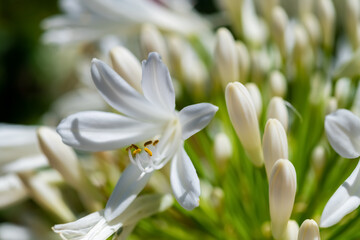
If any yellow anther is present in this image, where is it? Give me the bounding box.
[153,140,159,146]
[144,147,153,156]
[132,149,142,155]
[144,140,152,146]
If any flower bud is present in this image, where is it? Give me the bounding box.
[267,97,288,131]
[235,41,250,83]
[269,70,287,98]
[293,25,311,66]
[37,127,103,210]
[226,82,263,167]
[283,220,299,240]
[263,119,288,179]
[18,171,76,222]
[334,78,351,108]
[214,28,239,87]
[245,83,263,119]
[302,14,321,49]
[110,46,142,93]
[181,44,208,99]
[318,0,336,50]
[214,132,232,165]
[325,97,338,115]
[269,159,297,239]
[261,0,279,24]
[345,0,360,50]
[311,145,326,177]
[140,24,168,64]
[334,48,360,79]
[298,219,320,240]
[0,174,27,209]
[271,6,288,59]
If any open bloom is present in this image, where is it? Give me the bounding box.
[321,109,360,227]
[57,52,218,221]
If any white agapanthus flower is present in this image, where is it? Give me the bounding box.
[42,0,210,45]
[321,109,360,227]
[57,52,218,222]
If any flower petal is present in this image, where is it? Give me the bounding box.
[320,160,360,228]
[141,52,175,112]
[53,210,123,240]
[57,111,162,151]
[91,59,167,121]
[170,147,200,210]
[179,103,218,140]
[325,109,360,158]
[104,164,152,222]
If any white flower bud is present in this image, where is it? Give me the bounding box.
[225,82,264,167]
[311,145,326,177]
[245,83,263,119]
[214,132,232,165]
[235,41,250,83]
[167,36,184,74]
[334,78,351,108]
[0,174,27,209]
[267,97,288,131]
[269,70,287,98]
[283,220,299,240]
[261,0,279,23]
[318,0,336,50]
[325,97,338,115]
[214,28,239,87]
[345,0,360,50]
[181,44,208,99]
[334,48,360,79]
[293,24,311,66]
[302,14,321,49]
[110,46,142,93]
[140,24,168,64]
[271,6,288,59]
[37,127,103,210]
[251,49,271,84]
[18,171,76,222]
[269,159,297,239]
[263,119,288,179]
[298,219,320,240]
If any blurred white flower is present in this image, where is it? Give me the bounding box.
[321,109,360,227]
[57,52,218,221]
[42,0,210,45]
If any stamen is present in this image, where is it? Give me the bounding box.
[144,140,152,146]
[132,144,139,149]
[132,149,141,155]
[153,140,159,146]
[125,146,132,151]
[144,147,153,156]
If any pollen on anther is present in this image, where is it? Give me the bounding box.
[132,149,142,155]
[153,140,159,146]
[131,144,139,149]
[144,147,153,156]
[144,140,152,146]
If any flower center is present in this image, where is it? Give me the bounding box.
[126,140,161,173]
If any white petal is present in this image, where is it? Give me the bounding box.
[57,111,162,151]
[170,147,200,210]
[1,155,48,174]
[0,174,27,209]
[179,103,218,140]
[91,59,167,121]
[0,124,41,164]
[104,164,152,222]
[141,52,175,112]
[325,109,360,158]
[320,160,360,228]
[53,210,123,240]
